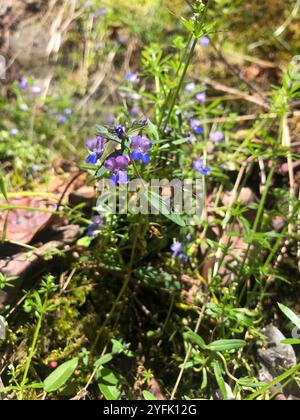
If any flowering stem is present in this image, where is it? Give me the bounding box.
[162,37,198,133]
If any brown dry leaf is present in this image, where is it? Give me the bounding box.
[0,196,56,243]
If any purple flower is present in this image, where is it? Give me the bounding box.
[104,155,129,185]
[64,108,72,115]
[19,104,29,111]
[87,215,102,236]
[57,114,67,123]
[195,92,206,103]
[31,85,42,94]
[30,165,39,172]
[107,114,116,124]
[131,106,139,117]
[18,77,27,89]
[186,82,196,93]
[193,159,211,176]
[200,36,210,47]
[131,135,152,164]
[114,125,126,139]
[128,93,142,101]
[125,73,140,84]
[91,7,106,18]
[210,130,224,143]
[171,242,188,261]
[86,136,105,164]
[171,241,183,258]
[189,119,203,135]
[11,128,19,136]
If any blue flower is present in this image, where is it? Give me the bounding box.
[104,155,130,185]
[193,159,211,176]
[130,135,152,164]
[171,241,183,257]
[31,86,42,94]
[11,128,19,136]
[210,130,224,143]
[18,77,27,89]
[171,241,188,261]
[87,215,102,236]
[19,104,29,111]
[195,92,206,103]
[186,82,196,93]
[200,36,210,47]
[85,136,105,164]
[189,119,203,135]
[57,114,67,123]
[125,73,140,84]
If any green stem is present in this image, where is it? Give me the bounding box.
[238,163,275,304]
[20,312,44,400]
[162,37,198,133]
[91,220,140,353]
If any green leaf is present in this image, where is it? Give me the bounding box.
[43,358,78,393]
[281,339,300,345]
[207,339,246,352]
[76,236,93,248]
[213,361,227,400]
[247,363,300,400]
[278,303,300,330]
[0,175,8,201]
[145,190,186,227]
[143,391,157,400]
[99,384,121,400]
[180,17,194,33]
[94,354,113,368]
[147,120,159,141]
[184,329,206,350]
[96,125,122,143]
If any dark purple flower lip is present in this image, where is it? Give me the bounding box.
[114,125,126,139]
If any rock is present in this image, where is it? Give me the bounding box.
[258,324,299,399]
[10,19,50,67]
[0,224,80,307]
[69,186,96,208]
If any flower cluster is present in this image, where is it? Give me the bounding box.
[85,122,152,185]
